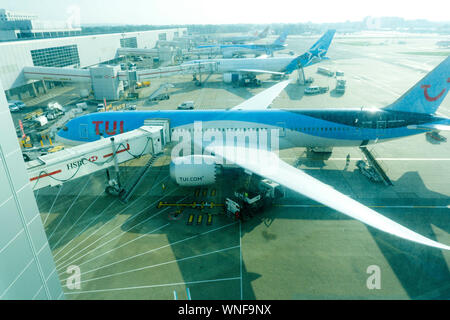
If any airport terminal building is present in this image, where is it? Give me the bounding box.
[0,26,186,299]
[0,28,187,100]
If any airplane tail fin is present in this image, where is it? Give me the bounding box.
[306,29,336,61]
[284,29,336,74]
[258,26,270,39]
[273,31,288,46]
[384,56,450,114]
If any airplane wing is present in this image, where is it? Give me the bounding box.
[231,80,290,110]
[206,145,450,251]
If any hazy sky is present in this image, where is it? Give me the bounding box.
[2,0,449,25]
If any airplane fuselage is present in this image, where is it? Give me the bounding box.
[197,44,285,57]
[57,109,446,149]
[186,57,294,74]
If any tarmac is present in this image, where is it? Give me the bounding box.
[33,31,450,299]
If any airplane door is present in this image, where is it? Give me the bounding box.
[79,124,89,140]
[376,120,387,136]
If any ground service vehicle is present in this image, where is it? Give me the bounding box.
[177,101,195,110]
[304,86,329,94]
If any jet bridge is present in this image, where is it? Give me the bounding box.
[23,63,218,84]
[26,119,171,191]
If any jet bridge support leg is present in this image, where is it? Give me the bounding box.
[297,66,306,85]
[105,137,125,197]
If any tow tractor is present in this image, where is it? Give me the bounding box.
[225,178,282,221]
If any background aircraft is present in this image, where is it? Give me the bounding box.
[57,56,450,251]
[216,26,270,44]
[196,31,288,58]
[185,29,335,83]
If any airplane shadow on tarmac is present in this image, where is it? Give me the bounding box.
[116,162,449,299]
[39,160,449,299]
[284,83,305,101]
[241,169,450,299]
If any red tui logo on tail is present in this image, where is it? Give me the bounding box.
[421,78,450,102]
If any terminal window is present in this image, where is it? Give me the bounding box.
[158,33,167,40]
[31,45,80,68]
[120,37,138,48]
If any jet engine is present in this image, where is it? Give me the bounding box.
[169,155,219,186]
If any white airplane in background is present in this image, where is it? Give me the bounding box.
[216,26,270,44]
[184,30,335,83]
[196,31,288,58]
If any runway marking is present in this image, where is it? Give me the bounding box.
[275,204,450,209]
[58,223,170,277]
[59,222,238,280]
[53,198,118,263]
[47,176,91,243]
[56,187,180,272]
[60,245,240,286]
[51,191,105,250]
[52,168,167,262]
[64,277,241,295]
[55,206,170,272]
[57,196,186,272]
[53,175,169,265]
[42,184,63,226]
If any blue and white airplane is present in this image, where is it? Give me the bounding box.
[187,30,335,83]
[217,26,270,44]
[196,31,289,58]
[57,56,450,251]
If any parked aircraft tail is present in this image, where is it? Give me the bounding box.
[272,31,288,46]
[257,26,270,39]
[384,56,450,114]
[284,29,336,74]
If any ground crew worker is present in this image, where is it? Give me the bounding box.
[345,153,350,170]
